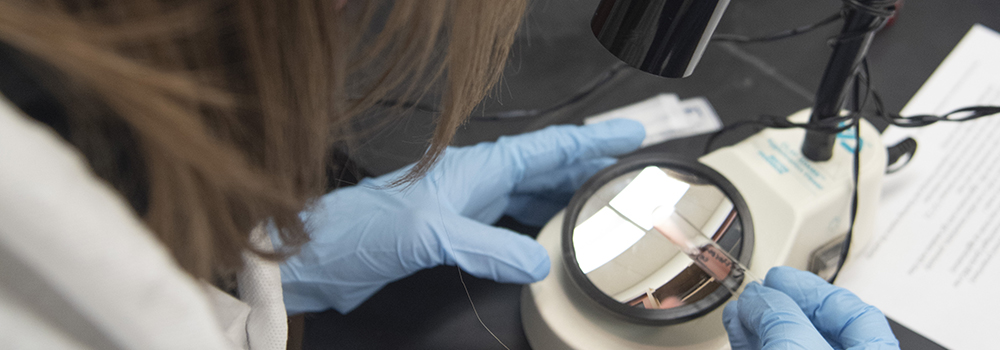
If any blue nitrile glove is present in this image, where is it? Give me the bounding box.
[279,119,645,314]
[723,266,900,350]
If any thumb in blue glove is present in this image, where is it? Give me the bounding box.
[723,266,900,350]
[278,119,645,314]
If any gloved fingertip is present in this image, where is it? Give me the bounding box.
[764,266,826,291]
[560,157,618,191]
[596,118,646,136]
[723,300,758,350]
[492,249,549,284]
[588,156,618,169]
[585,119,646,153]
[765,266,804,281]
[723,300,739,322]
[527,252,551,282]
[735,282,786,310]
[742,281,763,295]
[454,226,552,284]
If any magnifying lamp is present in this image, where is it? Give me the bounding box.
[522,110,886,349]
[521,0,896,347]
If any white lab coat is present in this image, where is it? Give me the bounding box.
[0,96,288,349]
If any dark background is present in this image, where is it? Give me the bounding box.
[305,0,1000,348]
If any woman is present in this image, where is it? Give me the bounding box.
[0,0,897,349]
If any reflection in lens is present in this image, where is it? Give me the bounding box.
[571,166,739,310]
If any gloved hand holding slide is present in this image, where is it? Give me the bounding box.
[723,266,900,350]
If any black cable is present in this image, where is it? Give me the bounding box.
[675,0,994,283]
[827,111,862,283]
[884,105,1000,127]
[857,59,1000,130]
[711,0,897,45]
[375,1,895,124]
[471,62,628,121]
[817,0,897,50]
[712,12,844,43]
[844,0,897,18]
[885,137,917,173]
[705,0,895,281]
[815,54,1000,282]
[374,62,628,122]
[824,58,879,283]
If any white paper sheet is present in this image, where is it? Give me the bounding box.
[834,24,1000,350]
[584,94,722,147]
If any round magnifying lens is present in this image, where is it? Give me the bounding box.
[562,154,753,324]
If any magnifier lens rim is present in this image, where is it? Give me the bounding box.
[561,154,754,325]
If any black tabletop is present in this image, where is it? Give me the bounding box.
[304,0,999,348]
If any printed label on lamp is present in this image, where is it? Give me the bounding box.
[753,137,829,193]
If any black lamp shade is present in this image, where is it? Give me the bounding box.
[592,0,730,78]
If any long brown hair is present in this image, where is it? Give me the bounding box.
[0,0,526,279]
